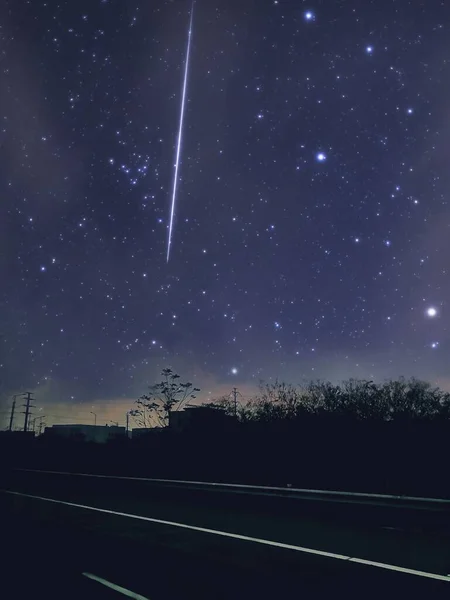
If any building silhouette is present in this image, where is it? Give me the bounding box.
[44,424,125,443]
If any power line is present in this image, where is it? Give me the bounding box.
[41,415,79,420]
[38,413,103,421]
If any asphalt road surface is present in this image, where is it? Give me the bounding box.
[1,468,450,599]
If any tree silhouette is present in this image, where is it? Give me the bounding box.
[133,368,200,428]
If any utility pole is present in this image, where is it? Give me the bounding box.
[22,392,35,433]
[38,419,46,436]
[8,395,16,432]
[232,387,238,418]
[126,411,130,436]
[34,415,45,436]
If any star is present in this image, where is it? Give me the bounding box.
[304,11,315,21]
[366,46,374,54]
[426,307,438,318]
[231,367,238,375]
[316,152,326,162]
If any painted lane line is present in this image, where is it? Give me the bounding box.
[83,572,150,600]
[16,468,450,505]
[2,489,450,583]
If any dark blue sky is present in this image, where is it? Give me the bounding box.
[1,0,450,425]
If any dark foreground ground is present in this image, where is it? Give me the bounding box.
[1,468,450,599]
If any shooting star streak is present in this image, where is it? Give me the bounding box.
[166,3,194,263]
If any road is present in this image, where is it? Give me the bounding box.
[1,468,450,599]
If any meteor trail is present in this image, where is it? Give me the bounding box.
[166,3,194,263]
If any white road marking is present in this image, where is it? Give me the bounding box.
[83,572,150,600]
[16,468,450,505]
[2,488,450,583]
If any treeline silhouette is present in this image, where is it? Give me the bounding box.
[6,377,450,497]
[211,377,450,423]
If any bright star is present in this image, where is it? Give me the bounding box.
[407,108,413,114]
[304,11,314,21]
[426,307,438,318]
[366,46,373,54]
[431,342,439,349]
[316,152,326,162]
[231,367,238,375]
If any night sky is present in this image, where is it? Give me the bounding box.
[2,0,450,426]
